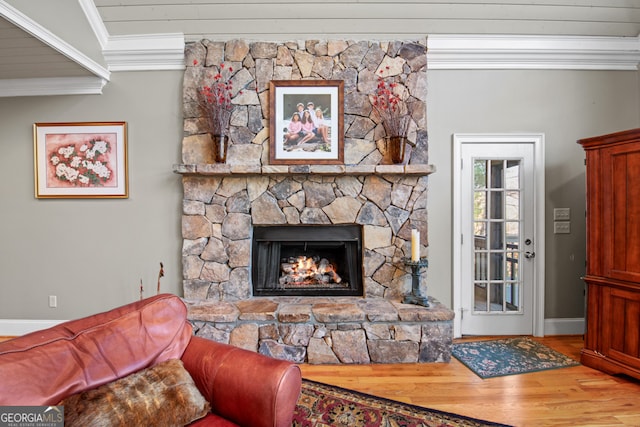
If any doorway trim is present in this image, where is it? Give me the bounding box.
[452,133,545,338]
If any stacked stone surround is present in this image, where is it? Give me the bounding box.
[178,169,434,301]
[176,38,454,364]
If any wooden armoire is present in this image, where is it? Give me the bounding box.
[578,128,640,380]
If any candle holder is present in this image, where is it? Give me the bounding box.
[402,257,429,307]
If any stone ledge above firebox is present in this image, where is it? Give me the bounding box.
[173,163,436,176]
[185,296,454,364]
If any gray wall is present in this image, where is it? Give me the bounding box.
[0,71,184,319]
[1,62,638,323]
[427,69,640,318]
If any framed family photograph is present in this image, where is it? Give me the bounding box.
[269,80,344,165]
[34,122,128,199]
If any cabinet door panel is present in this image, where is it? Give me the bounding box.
[604,146,640,282]
[603,287,640,367]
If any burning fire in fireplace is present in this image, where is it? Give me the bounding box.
[279,255,344,288]
[252,225,362,296]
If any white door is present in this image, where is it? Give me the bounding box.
[453,134,545,337]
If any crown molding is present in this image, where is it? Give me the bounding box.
[0,77,107,97]
[80,0,184,72]
[97,33,639,72]
[95,33,639,73]
[78,0,109,49]
[427,34,640,70]
[102,33,186,71]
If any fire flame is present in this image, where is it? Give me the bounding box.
[297,256,314,272]
[280,255,342,286]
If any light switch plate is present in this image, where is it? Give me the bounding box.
[554,221,571,234]
[554,208,571,220]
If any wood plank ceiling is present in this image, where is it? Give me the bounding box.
[0,18,94,80]
[92,0,640,40]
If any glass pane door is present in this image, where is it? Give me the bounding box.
[473,159,522,313]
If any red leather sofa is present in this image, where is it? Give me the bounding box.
[0,294,302,427]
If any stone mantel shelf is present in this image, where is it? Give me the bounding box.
[173,163,436,176]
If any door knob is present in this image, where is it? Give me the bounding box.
[525,251,536,259]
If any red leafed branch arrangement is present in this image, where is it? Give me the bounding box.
[196,61,235,138]
[370,70,411,139]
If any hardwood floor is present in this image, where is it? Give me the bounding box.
[300,336,640,427]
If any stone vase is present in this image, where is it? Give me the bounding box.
[212,134,228,163]
[386,136,407,164]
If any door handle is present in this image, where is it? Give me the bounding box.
[525,251,536,259]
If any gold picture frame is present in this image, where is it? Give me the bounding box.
[34,122,128,198]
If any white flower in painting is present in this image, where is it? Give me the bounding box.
[50,156,60,166]
[79,175,89,185]
[93,140,108,154]
[97,162,110,178]
[55,163,66,178]
[70,156,82,168]
[87,161,111,179]
[55,163,79,182]
[58,146,74,158]
[65,167,79,182]
[85,149,95,160]
[80,144,88,152]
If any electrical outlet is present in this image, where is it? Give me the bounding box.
[554,208,571,221]
[554,221,571,234]
[48,295,57,308]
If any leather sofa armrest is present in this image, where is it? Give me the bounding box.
[181,336,302,427]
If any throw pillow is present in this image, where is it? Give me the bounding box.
[59,359,210,427]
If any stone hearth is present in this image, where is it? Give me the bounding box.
[186,297,453,364]
[176,38,455,364]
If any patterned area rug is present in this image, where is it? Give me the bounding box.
[293,379,511,427]
[452,336,580,379]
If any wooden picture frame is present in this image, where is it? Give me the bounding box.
[34,122,128,198]
[269,80,344,165]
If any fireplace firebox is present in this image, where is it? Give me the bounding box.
[251,225,363,297]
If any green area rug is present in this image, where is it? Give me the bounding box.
[452,336,580,379]
[294,379,511,427]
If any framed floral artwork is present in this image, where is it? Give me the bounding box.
[33,122,128,198]
[269,80,344,165]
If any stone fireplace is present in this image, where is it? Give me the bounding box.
[175,38,454,364]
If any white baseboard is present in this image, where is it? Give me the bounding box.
[544,317,585,336]
[0,319,67,336]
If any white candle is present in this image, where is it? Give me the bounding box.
[411,229,420,262]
